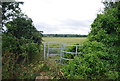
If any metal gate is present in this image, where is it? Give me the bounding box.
[44,42,81,64]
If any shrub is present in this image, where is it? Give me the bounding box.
[62,41,119,79]
[20,42,39,63]
[63,44,80,60]
[62,2,120,80]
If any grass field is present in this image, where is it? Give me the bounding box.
[43,37,87,44]
[42,37,87,61]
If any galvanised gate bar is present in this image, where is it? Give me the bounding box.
[44,42,81,64]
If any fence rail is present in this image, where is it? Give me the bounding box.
[62,51,76,54]
[44,42,81,64]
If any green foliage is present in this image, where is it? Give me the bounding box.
[63,44,80,60]
[41,60,64,79]
[62,41,119,79]
[5,17,42,44]
[2,34,42,79]
[2,2,24,25]
[62,1,120,80]
[20,42,39,62]
[88,2,120,47]
[2,53,43,79]
[2,52,17,79]
[88,1,120,73]
[14,61,43,79]
[2,2,43,79]
[2,34,19,53]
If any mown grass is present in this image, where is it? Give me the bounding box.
[43,37,87,44]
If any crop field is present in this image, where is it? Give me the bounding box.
[43,37,87,44]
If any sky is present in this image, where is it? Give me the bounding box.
[18,0,105,35]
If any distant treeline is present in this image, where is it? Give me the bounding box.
[43,34,87,37]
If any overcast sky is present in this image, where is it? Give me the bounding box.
[18,0,104,35]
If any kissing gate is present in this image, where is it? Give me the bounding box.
[44,42,81,64]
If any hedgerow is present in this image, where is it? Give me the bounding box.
[62,1,120,80]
